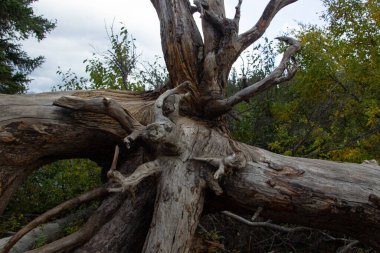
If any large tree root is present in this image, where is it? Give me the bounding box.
[24,189,125,253]
[0,187,108,253]
[142,159,206,253]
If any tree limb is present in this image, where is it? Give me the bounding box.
[150,0,204,85]
[107,160,161,194]
[237,0,298,52]
[0,187,108,253]
[206,37,300,116]
[53,96,143,133]
[233,0,243,25]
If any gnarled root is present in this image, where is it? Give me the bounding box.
[107,161,161,194]
[0,188,108,253]
[193,152,246,180]
[122,81,192,152]
[107,146,161,195]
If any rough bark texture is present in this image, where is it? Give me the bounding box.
[1,91,380,251]
[1,0,380,252]
[0,91,155,214]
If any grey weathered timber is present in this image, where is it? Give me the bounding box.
[1,91,380,251]
[1,0,380,252]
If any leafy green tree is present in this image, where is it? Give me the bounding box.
[0,0,55,94]
[232,0,380,163]
[84,24,143,91]
[55,25,168,92]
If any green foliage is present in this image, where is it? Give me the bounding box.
[0,0,55,94]
[63,217,87,235]
[231,0,380,163]
[33,233,48,249]
[55,24,154,92]
[1,159,101,234]
[52,67,90,91]
[200,229,224,242]
[84,24,143,91]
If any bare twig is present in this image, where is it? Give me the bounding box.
[110,145,119,170]
[233,0,243,24]
[0,187,108,253]
[336,240,360,253]
[222,211,361,252]
[251,207,263,221]
[222,211,311,233]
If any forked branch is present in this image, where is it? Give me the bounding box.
[206,36,300,116]
[237,0,298,52]
[108,161,161,194]
[107,146,161,194]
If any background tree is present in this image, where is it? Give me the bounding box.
[84,24,142,91]
[1,1,380,253]
[0,0,55,94]
[232,0,380,162]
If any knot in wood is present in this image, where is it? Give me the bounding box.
[146,122,173,143]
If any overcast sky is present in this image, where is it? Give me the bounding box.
[24,0,325,93]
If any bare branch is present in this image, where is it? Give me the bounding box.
[206,37,300,116]
[110,145,119,170]
[238,0,297,52]
[337,240,360,253]
[24,207,118,253]
[223,211,361,252]
[54,96,143,133]
[202,10,225,33]
[107,160,161,194]
[0,187,108,253]
[233,0,243,24]
[251,206,263,221]
[222,211,311,233]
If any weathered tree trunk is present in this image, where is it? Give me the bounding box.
[1,91,380,251]
[1,0,380,252]
[0,91,154,214]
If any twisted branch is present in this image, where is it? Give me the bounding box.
[206,36,300,116]
[237,0,298,52]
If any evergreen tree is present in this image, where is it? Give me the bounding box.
[0,0,55,94]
